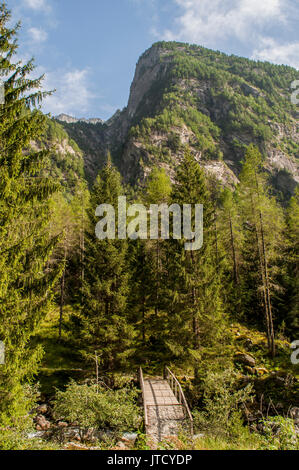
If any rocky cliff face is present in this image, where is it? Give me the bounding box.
[58,42,299,199]
[126,46,172,119]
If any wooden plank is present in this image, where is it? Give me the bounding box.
[143,378,185,442]
[140,368,193,442]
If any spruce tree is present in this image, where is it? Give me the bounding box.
[127,239,153,363]
[144,168,172,353]
[0,4,61,423]
[283,186,299,336]
[169,150,227,377]
[81,157,134,375]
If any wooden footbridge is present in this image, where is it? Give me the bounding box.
[138,367,193,442]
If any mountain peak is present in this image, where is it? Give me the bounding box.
[55,114,104,125]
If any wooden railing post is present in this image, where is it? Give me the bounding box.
[165,366,194,437]
[138,367,149,435]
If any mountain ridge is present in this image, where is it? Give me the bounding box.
[55,41,299,199]
[55,113,104,125]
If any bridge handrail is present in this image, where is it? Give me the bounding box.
[138,367,148,430]
[164,366,194,436]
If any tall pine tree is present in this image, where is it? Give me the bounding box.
[81,157,135,376]
[283,186,299,336]
[237,145,285,356]
[218,187,244,317]
[168,150,227,377]
[0,4,61,424]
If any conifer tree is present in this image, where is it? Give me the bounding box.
[237,145,285,356]
[218,187,244,316]
[283,186,299,336]
[81,157,134,374]
[127,239,153,362]
[127,168,172,363]
[144,168,172,334]
[48,182,89,340]
[169,150,227,377]
[219,188,241,283]
[0,4,61,423]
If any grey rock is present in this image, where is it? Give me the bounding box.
[122,432,138,442]
[234,352,256,367]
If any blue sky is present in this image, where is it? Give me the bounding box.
[7,0,299,120]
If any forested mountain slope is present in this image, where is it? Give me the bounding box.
[58,41,298,200]
[33,117,86,193]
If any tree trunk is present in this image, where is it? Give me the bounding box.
[142,297,146,344]
[214,211,219,270]
[250,193,272,355]
[59,267,65,341]
[254,171,275,357]
[259,210,275,357]
[80,193,85,304]
[229,213,239,283]
[95,351,99,393]
[59,245,67,341]
[190,250,200,367]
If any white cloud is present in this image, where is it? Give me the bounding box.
[23,0,51,13]
[159,0,298,69]
[28,27,48,43]
[40,68,96,116]
[252,38,299,69]
[163,0,285,45]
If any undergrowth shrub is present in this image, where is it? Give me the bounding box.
[193,368,254,441]
[53,380,140,439]
[258,416,299,450]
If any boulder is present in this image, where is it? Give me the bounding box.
[234,352,256,367]
[122,432,138,443]
[64,442,89,451]
[36,415,51,431]
[120,438,131,445]
[290,407,299,428]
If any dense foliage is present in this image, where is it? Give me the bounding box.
[0,4,62,424]
[54,381,140,438]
